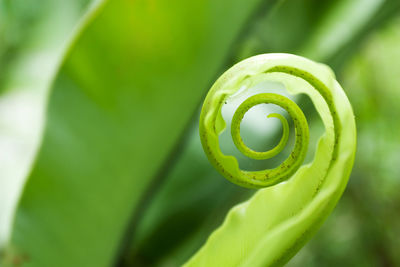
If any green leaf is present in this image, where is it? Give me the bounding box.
[236,0,400,68]
[1,0,265,266]
[0,0,93,247]
[185,54,356,266]
[298,0,400,69]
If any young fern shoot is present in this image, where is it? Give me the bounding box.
[186,53,356,266]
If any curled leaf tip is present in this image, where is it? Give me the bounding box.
[199,53,340,189]
[192,53,356,267]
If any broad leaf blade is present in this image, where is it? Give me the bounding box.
[2,0,264,266]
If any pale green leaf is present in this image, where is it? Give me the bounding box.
[185,54,356,266]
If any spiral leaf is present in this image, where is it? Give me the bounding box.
[229,92,309,187]
[232,104,291,161]
[187,53,356,266]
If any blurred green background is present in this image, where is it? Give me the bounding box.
[1,0,400,266]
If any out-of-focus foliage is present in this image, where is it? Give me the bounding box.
[0,0,400,266]
[0,0,93,247]
[0,0,93,93]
